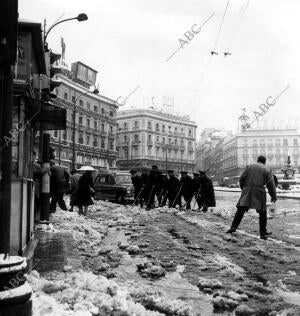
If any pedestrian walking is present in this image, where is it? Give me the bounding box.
[130,169,143,207]
[166,170,182,208]
[226,155,277,240]
[50,161,69,213]
[197,170,216,212]
[73,166,96,216]
[32,151,50,220]
[179,171,193,209]
[68,169,82,212]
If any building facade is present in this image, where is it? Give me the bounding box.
[197,127,300,184]
[49,62,118,171]
[116,109,197,172]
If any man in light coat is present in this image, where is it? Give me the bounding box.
[226,155,277,240]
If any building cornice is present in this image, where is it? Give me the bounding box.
[56,74,118,108]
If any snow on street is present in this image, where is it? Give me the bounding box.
[29,197,300,315]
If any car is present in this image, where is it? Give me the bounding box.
[93,171,134,204]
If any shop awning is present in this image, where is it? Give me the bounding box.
[26,96,66,130]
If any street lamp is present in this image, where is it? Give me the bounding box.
[44,13,88,43]
[72,88,99,170]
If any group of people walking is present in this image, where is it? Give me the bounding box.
[130,165,216,211]
[33,156,95,217]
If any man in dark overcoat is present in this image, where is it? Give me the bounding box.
[49,161,69,213]
[166,170,181,208]
[147,165,163,209]
[192,172,201,210]
[130,169,143,207]
[179,171,193,209]
[141,168,152,210]
[198,170,216,212]
[226,155,277,240]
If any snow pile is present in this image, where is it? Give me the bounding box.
[130,286,195,316]
[28,270,162,316]
[209,206,237,219]
[137,262,166,279]
[197,277,223,292]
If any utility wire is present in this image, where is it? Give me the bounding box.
[225,0,250,52]
[212,0,230,52]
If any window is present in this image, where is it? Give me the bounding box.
[156,123,159,131]
[156,136,159,142]
[134,134,139,142]
[78,133,83,144]
[168,138,171,144]
[148,135,152,141]
[101,123,105,131]
[71,96,75,103]
[134,121,139,128]
[175,139,178,145]
[267,139,273,147]
[94,121,98,130]
[162,125,165,132]
[110,111,113,117]
[148,121,152,130]
[94,105,98,112]
[93,137,98,147]
[101,138,105,148]
[162,137,165,144]
[63,131,66,140]
[283,139,288,146]
[124,135,128,142]
[124,122,127,129]
[87,119,90,127]
[175,127,177,133]
[275,139,280,146]
[54,130,58,138]
[101,108,105,115]
[79,99,83,107]
[110,141,114,150]
[86,134,90,145]
[260,139,265,147]
[79,117,83,125]
[189,129,192,136]
[293,139,298,146]
[181,139,184,146]
[87,102,90,110]
[64,92,68,100]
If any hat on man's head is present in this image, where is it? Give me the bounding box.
[130,169,137,174]
[152,165,158,170]
[167,169,174,174]
[180,171,188,174]
[199,169,206,175]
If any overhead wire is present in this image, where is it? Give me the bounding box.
[225,0,250,53]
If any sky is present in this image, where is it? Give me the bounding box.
[19,0,300,137]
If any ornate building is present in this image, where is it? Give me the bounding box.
[198,126,300,184]
[50,62,118,170]
[116,108,197,172]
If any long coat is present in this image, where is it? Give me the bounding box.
[50,165,69,194]
[73,173,94,206]
[199,176,216,207]
[237,162,276,211]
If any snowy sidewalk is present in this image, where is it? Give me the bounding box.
[33,229,82,274]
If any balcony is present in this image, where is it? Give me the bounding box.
[99,130,107,136]
[147,140,153,146]
[132,126,140,131]
[147,126,152,131]
[132,140,141,146]
[108,132,115,138]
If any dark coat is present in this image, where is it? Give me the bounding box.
[180,175,193,199]
[50,165,69,194]
[167,175,181,197]
[237,162,277,211]
[73,173,94,206]
[131,174,143,190]
[149,170,163,190]
[192,177,201,194]
[199,176,216,207]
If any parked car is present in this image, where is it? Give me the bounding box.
[93,171,134,204]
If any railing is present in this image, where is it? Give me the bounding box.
[132,126,140,130]
[147,141,153,146]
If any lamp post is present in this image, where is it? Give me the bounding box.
[72,88,99,170]
[43,13,88,44]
